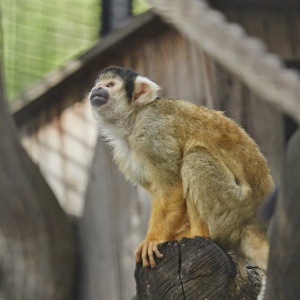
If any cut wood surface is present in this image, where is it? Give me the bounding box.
[133,237,263,300]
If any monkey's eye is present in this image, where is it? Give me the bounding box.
[106,82,115,88]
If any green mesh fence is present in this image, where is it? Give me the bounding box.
[1,0,101,100]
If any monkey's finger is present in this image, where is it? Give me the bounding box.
[148,242,156,268]
[135,243,143,262]
[153,243,163,259]
[142,244,150,268]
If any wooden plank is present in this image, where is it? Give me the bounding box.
[79,138,151,300]
[129,27,211,106]
[79,140,124,300]
[210,0,300,11]
[157,30,182,99]
[233,10,266,43]
[233,9,293,60]
[214,64,284,184]
[214,63,245,126]
[245,93,284,185]
[185,39,206,105]
[199,52,219,109]
[221,8,297,60]
[262,12,293,60]
[289,12,300,59]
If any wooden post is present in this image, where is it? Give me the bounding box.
[101,0,133,36]
[0,32,75,300]
[265,129,300,299]
[133,237,263,300]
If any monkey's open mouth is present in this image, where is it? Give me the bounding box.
[90,95,109,107]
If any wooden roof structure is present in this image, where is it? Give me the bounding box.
[150,0,300,122]
[12,11,167,127]
[12,0,300,126]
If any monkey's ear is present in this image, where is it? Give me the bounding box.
[133,76,161,104]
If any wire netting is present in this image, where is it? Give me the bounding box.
[1,0,101,101]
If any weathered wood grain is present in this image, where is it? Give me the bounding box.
[135,241,183,299]
[134,237,263,300]
[78,139,151,300]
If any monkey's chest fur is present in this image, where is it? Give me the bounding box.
[112,137,149,185]
[113,136,182,190]
[103,119,183,189]
[98,99,273,204]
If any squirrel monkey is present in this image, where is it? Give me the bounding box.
[89,66,274,271]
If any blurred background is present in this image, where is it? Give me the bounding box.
[0,0,299,299]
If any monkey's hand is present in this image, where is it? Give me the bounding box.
[135,240,164,268]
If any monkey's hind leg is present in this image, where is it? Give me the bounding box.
[181,146,235,240]
[181,146,258,256]
[175,200,210,240]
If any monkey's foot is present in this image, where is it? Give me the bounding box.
[135,240,164,268]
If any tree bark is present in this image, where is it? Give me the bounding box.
[0,50,75,300]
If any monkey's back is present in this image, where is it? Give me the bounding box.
[137,98,274,202]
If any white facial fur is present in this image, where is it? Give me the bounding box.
[89,74,160,124]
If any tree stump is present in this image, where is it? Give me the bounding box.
[133,237,263,300]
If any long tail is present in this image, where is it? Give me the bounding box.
[240,224,269,272]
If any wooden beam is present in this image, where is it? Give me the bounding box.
[101,0,133,36]
[209,0,300,11]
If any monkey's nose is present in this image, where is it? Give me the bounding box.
[90,87,110,107]
[93,86,102,92]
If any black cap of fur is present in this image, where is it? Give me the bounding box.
[97,66,140,102]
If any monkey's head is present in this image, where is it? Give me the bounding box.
[89,66,160,122]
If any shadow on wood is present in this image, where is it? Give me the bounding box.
[133,237,263,300]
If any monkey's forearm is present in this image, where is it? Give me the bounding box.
[146,183,186,240]
[135,183,186,267]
